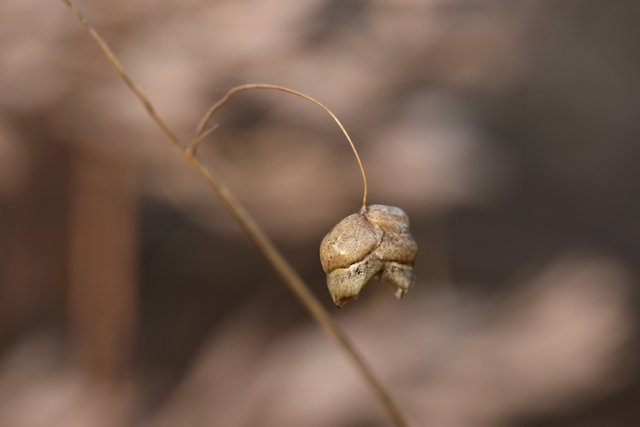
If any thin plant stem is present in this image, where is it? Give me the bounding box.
[60,1,410,426]
[187,83,368,208]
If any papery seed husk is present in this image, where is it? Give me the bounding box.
[320,204,418,306]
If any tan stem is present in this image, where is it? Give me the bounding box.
[60,1,410,425]
[187,83,368,209]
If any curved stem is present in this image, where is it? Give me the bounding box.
[187,83,368,209]
[60,1,409,426]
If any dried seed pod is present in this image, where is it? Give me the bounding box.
[320,205,418,307]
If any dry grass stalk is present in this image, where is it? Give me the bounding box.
[59,0,412,425]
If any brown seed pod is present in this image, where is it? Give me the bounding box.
[320,205,418,307]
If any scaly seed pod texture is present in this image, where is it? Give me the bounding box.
[320,205,418,307]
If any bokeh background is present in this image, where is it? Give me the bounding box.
[1,0,640,426]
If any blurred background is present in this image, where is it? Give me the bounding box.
[1,0,640,426]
